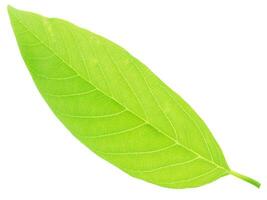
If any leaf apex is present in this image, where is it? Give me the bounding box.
[7,5,16,13]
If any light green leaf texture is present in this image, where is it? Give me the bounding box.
[8,6,260,189]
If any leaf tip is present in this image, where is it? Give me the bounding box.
[7,5,15,13]
[7,5,18,19]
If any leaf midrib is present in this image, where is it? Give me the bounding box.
[12,11,230,175]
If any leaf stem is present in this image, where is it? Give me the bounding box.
[230,170,260,188]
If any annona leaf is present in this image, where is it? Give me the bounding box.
[8,6,260,189]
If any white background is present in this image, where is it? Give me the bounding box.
[0,0,266,199]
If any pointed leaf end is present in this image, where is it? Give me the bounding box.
[7,5,16,13]
[7,5,18,20]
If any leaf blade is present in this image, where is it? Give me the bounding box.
[8,6,260,188]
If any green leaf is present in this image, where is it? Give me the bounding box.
[8,6,260,189]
